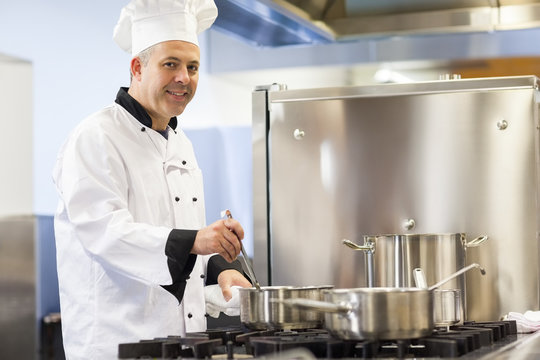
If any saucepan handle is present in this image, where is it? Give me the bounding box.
[271,298,354,314]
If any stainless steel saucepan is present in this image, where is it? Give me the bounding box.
[414,267,461,328]
[432,289,462,328]
[239,285,333,330]
[414,263,486,328]
[277,264,485,340]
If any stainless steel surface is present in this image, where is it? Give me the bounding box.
[214,0,540,47]
[239,285,333,329]
[252,75,540,321]
[486,331,540,359]
[342,238,374,252]
[252,86,271,287]
[0,215,36,359]
[240,246,261,290]
[403,218,416,231]
[413,268,428,289]
[415,265,479,328]
[428,263,486,291]
[283,265,483,337]
[433,289,462,328]
[317,287,434,340]
[342,238,375,287]
[342,234,486,319]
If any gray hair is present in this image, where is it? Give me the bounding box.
[130,45,155,82]
[137,45,155,66]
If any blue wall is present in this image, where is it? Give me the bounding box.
[187,127,253,246]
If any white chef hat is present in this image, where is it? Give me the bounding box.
[113,0,218,56]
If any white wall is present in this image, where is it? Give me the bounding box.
[0,56,33,216]
[0,1,129,215]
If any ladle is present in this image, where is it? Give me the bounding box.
[426,263,486,291]
[222,209,261,290]
[413,264,485,330]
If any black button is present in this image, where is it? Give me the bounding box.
[192,197,197,202]
[186,276,190,280]
[204,313,209,317]
[187,313,193,318]
[182,160,187,165]
[200,274,205,279]
[141,127,146,132]
[175,197,180,202]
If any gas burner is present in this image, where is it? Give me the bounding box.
[118,320,518,359]
[117,336,221,359]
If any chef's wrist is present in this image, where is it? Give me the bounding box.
[206,255,245,285]
[165,229,197,262]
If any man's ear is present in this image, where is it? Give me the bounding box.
[130,57,143,81]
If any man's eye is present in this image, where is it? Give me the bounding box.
[188,65,199,72]
[164,62,176,68]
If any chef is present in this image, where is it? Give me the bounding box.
[52,0,252,358]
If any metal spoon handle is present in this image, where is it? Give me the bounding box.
[413,268,428,289]
[428,263,486,291]
[224,209,261,290]
[240,244,261,290]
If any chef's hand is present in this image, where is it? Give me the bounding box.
[191,218,244,262]
[218,269,253,301]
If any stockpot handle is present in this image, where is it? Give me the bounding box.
[271,298,354,314]
[342,238,376,287]
[342,238,375,252]
[465,235,488,248]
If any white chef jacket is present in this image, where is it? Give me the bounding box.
[53,89,232,359]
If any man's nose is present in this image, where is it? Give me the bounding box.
[175,67,190,84]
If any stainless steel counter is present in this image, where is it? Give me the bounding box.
[485,331,540,360]
[257,332,539,360]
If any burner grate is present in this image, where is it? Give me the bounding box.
[117,320,518,359]
[118,336,222,359]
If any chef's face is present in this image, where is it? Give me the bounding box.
[131,40,200,128]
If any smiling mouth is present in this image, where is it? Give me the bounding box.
[166,90,188,97]
[166,90,188,98]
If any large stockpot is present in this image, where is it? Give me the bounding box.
[239,285,333,330]
[343,233,487,319]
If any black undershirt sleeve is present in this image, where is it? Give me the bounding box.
[161,229,198,302]
[161,229,248,302]
[206,254,245,285]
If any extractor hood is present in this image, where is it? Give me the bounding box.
[213,0,540,47]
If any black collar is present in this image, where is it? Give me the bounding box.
[115,87,178,130]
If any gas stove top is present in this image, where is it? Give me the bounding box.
[117,320,531,359]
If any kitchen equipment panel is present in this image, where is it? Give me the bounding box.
[252,76,540,321]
